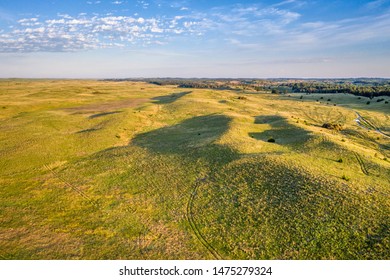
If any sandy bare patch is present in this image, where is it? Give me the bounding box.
[64,98,149,115]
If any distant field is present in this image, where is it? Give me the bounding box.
[0,80,389,259]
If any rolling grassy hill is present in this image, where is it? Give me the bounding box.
[0,80,389,259]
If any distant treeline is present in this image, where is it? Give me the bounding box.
[104,78,390,98]
[282,82,390,98]
[149,79,235,90]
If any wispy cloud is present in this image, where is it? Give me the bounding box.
[207,2,390,54]
[365,0,388,10]
[207,4,301,40]
[0,7,14,22]
[272,0,306,8]
[283,11,390,50]
[87,1,101,4]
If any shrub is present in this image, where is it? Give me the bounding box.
[337,158,343,163]
[341,175,350,181]
[366,101,370,105]
[322,123,343,131]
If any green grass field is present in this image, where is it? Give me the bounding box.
[0,80,389,259]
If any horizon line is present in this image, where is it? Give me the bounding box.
[1,77,390,80]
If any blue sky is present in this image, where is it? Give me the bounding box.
[0,0,389,78]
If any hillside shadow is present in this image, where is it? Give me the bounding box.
[131,114,238,163]
[76,128,100,134]
[249,115,313,148]
[88,111,122,119]
[152,91,192,105]
[254,115,282,124]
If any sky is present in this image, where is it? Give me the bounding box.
[0,0,389,78]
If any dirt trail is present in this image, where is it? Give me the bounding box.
[353,152,369,175]
[355,111,390,138]
[186,176,222,260]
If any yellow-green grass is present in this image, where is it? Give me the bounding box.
[0,80,389,259]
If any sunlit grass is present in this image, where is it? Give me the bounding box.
[0,80,389,259]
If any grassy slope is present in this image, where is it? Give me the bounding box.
[0,80,389,259]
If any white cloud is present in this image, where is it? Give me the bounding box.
[0,13,206,53]
[1,2,389,56]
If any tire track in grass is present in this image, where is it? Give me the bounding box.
[44,164,138,213]
[44,164,100,207]
[353,152,369,175]
[186,176,222,260]
[355,112,390,138]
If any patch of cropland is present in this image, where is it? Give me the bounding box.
[0,80,389,259]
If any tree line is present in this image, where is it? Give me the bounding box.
[103,78,390,98]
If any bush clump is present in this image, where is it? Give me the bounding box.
[342,175,350,181]
[322,123,343,131]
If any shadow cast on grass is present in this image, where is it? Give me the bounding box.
[152,91,192,105]
[88,111,122,119]
[76,128,100,134]
[249,115,313,148]
[131,114,238,164]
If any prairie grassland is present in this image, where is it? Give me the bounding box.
[0,80,389,259]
